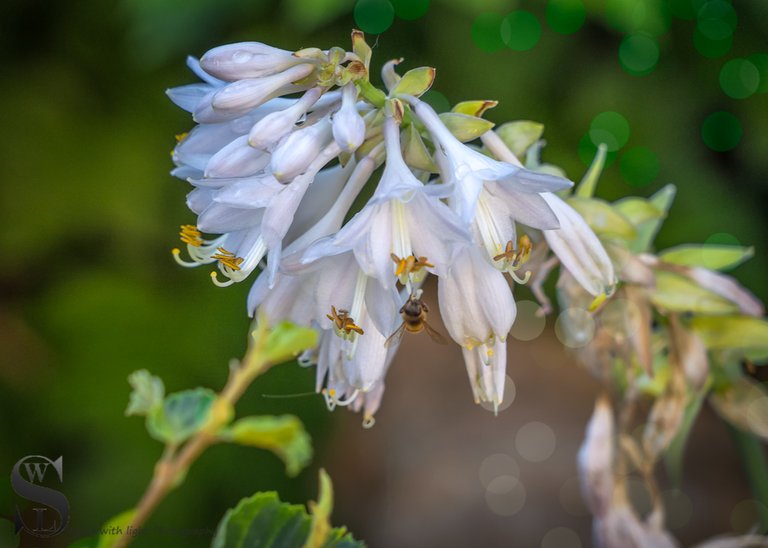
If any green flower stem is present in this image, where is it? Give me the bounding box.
[113,323,273,548]
[728,424,768,533]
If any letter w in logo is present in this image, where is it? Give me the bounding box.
[23,462,51,483]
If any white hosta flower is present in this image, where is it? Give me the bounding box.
[200,41,306,81]
[482,128,617,297]
[204,135,271,178]
[302,115,469,292]
[542,192,616,297]
[247,87,325,149]
[195,63,315,123]
[408,97,573,224]
[332,82,366,152]
[438,244,516,409]
[270,116,334,182]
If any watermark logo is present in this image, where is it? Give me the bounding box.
[10,455,70,538]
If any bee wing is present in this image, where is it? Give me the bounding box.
[424,321,448,345]
[384,322,407,348]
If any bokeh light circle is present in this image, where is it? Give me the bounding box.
[555,308,595,348]
[510,300,546,341]
[662,489,694,530]
[731,499,768,533]
[515,421,557,462]
[578,133,618,166]
[391,0,429,20]
[353,0,395,34]
[705,232,741,247]
[541,527,582,548]
[422,89,451,113]
[619,34,660,75]
[472,13,505,53]
[694,28,732,58]
[589,111,630,151]
[620,146,659,187]
[479,453,520,488]
[501,11,542,51]
[720,58,760,99]
[697,0,737,40]
[480,375,517,413]
[485,476,527,516]
[701,111,742,152]
[546,0,586,34]
[748,53,768,93]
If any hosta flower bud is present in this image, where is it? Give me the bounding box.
[248,87,324,149]
[204,64,314,120]
[270,117,333,182]
[332,83,365,153]
[200,42,306,80]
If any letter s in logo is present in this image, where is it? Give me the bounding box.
[10,455,70,538]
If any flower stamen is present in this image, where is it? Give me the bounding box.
[179,224,203,247]
[212,247,244,271]
[326,306,365,338]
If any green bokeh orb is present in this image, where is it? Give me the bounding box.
[706,232,741,247]
[472,13,505,53]
[619,34,660,76]
[589,111,631,152]
[578,133,618,167]
[501,11,542,51]
[719,58,760,99]
[693,27,732,58]
[354,0,395,35]
[701,111,742,152]
[696,0,737,40]
[422,90,451,113]
[747,53,768,93]
[546,0,586,35]
[620,147,659,187]
[391,0,429,20]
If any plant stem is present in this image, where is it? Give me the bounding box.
[113,324,271,548]
[728,424,768,533]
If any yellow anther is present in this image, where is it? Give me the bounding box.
[175,132,188,142]
[326,305,365,336]
[588,293,608,312]
[212,247,244,271]
[493,235,533,267]
[390,253,434,280]
[179,224,203,247]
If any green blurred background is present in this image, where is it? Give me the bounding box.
[1,0,767,546]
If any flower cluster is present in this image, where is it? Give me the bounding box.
[168,31,616,426]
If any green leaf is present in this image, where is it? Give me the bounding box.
[306,469,333,547]
[438,113,495,142]
[350,29,372,69]
[613,197,664,228]
[212,491,363,548]
[221,415,312,477]
[451,100,497,118]
[689,316,768,362]
[710,377,768,442]
[635,184,676,252]
[391,67,435,98]
[575,143,607,198]
[262,321,319,364]
[402,123,437,172]
[495,121,544,157]
[659,244,754,271]
[125,370,164,417]
[651,271,740,315]
[665,381,710,486]
[567,197,637,240]
[96,508,136,548]
[147,388,216,444]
